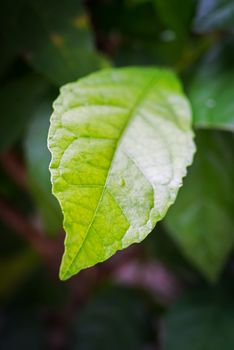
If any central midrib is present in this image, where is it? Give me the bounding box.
[61,72,160,278]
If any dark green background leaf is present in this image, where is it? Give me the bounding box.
[0,75,47,152]
[165,130,234,281]
[153,0,196,38]
[24,97,62,235]
[189,40,234,131]
[1,0,110,86]
[164,282,234,350]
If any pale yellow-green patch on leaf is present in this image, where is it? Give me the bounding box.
[48,67,195,280]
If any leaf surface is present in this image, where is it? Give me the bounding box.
[153,0,195,38]
[165,130,234,281]
[2,0,109,86]
[48,67,195,280]
[189,40,234,131]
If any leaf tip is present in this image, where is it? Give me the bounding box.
[59,254,83,281]
[59,264,71,281]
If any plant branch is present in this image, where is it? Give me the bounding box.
[0,197,62,270]
[0,150,28,191]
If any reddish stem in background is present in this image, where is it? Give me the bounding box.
[0,197,62,272]
[0,150,28,191]
[0,147,182,321]
[0,149,63,274]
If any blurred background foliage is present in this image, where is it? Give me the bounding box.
[0,0,233,349]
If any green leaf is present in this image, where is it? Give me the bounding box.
[0,75,47,152]
[164,282,234,350]
[189,41,234,131]
[25,98,62,235]
[153,0,195,38]
[48,67,195,280]
[72,286,151,350]
[194,0,234,33]
[164,130,234,282]
[92,1,161,40]
[6,0,110,86]
[190,71,234,131]
[92,1,188,66]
